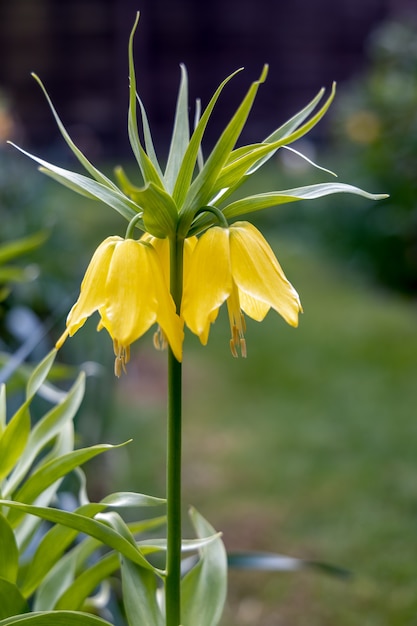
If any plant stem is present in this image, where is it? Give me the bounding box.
[165,235,184,626]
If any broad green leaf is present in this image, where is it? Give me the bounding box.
[173,68,243,208]
[53,552,119,611]
[12,422,75,550]
[0,232,47,265]
[31,74,121,192]
[136,534,223,554]
[0,501,159,573]
[0,515,18,582]
[120,557,164,626]
[0,385,5,435]
[0,611,114,626]
[222,182,389,219]
[164,64,190,194]
[0,401,30,482]
[179,65,269,233]
[21,495,165,598]
[101,491,166,508]
[36,514,167,610]
[181,508,227,626]
[0,580,28,620]
[104,511,164,626]
[8,443,127,526]
[33,551,76,612]
[9,144,139,223]
[128,13,165,188]
[5,373,85,498]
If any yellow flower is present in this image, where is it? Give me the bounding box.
[181,221,302,356]
[56,236,184,375]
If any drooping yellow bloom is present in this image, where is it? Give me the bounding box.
[181,221,302,356]
[56,236,184,375]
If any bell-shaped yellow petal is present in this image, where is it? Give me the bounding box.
[100,239,183,363]
[57,236,122,346]
[101,239,158,344]
[182,227,232,344]
[229,222,302,327]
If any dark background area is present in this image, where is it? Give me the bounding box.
[0,0,414,160]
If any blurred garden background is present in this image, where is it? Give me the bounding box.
[1,0,417,624]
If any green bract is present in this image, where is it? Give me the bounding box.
[9,12,386,241]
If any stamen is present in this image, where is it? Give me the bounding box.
[230,337,238,358]
[113,341,130,377]
[114,356,123,378]
[227,283,247,357]
[153,326,168,351]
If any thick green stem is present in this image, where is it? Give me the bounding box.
[165,235,184,626]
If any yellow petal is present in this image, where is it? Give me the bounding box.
[101,239,158,345]
[150,249,184,362]
[182,227,232,343]
[229,222,302,327]
[101,239,184,362]
[65,236,121,337]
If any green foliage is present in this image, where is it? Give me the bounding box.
[0,348,231,624]
[11,13,384,246]
[320,17,417,294]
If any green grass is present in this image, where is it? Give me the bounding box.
[103,233,417,626]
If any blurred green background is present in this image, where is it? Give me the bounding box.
[1,12,417,626]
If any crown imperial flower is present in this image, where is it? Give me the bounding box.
[181,221,302,356]
[56,236,184,375]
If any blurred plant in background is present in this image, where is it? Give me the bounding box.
[312,17,417,294]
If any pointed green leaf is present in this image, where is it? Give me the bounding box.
[0,515,18,582]
[181,508,227,626]
[102,511,164,626]
[33,552,76,612]
[101,491,166,508]
[21,495,165,598]
[53,552,119,611]
[179,65,269,232]
[5,373,85,498]
[20,503,105,598]
[222,183,389,219]
[248,83,336,175]
[0,401,30,482]
[172,68,243,208]
[0,611,114,626]
[120,557,164,626]
[0,580,28,620]
[137,98,164,179]
[164,64,190,193]
[8,442,128,526]
[31,74,121,192]
[136,534,223,555]
[128,13,165,188]
[0,501,159,573]
[0,385,6,435]
[9,144,139,222]
[26,349,57,401]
